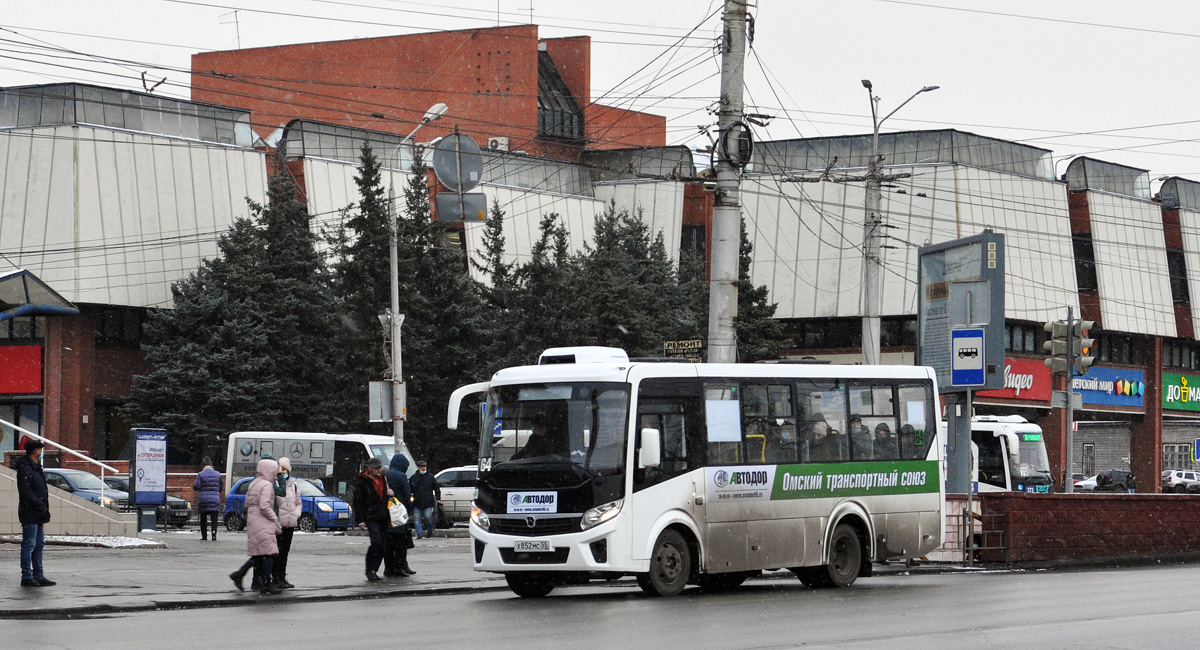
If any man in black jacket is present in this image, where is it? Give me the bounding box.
[15,438,55,587]
[410,460,441,539]
[352,457,392,582]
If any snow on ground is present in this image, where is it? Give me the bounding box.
[0,534,166,548]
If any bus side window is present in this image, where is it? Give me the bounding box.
[897,383,933,460]
[635,402,695,492]
[798,380,847,463]
[972,432,1007,488]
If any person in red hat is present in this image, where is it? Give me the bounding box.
[15,437,55,587]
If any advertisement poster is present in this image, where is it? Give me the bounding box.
[1072,367,1145,408]
[132,428,167,506]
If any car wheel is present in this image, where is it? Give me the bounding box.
[1177,485,1188,494]
[505,573,555,598]
[298,514,317,533]
[637,528,692,597]
[224,513,244,532]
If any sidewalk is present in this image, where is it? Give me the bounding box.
[0,528,505,619]
[0,528,982,619]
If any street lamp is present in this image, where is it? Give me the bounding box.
[387,102,447,455]
[395,102,449,170]
[860,81,939,366]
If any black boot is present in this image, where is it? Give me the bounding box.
[229,571,245,591]
[366,571,383,582]
[402,565,416,576]
[260,581,282,595]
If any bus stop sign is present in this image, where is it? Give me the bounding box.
[951,328,985,386]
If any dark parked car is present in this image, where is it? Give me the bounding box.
[223,477,353,533]
[1093,469,1136,492]
[102,475,192,528]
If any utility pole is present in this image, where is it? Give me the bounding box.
[707,0,749,364]
[858,81,938,365]
[387,186,407,454]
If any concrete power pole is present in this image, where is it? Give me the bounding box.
[387,185,407,454]
[707,0,748,364]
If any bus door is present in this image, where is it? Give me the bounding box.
[631,379,705,563]
[332,440,370,500]
[971,430,1011,491]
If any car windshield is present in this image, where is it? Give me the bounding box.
[482,382,629,473]
[296,479,327,497]
[68,472,108,490]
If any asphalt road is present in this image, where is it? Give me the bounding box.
[9,562,1200,649]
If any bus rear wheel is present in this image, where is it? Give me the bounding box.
[637,528,691,597]
[506,573,555,598]
[798,523,862,588]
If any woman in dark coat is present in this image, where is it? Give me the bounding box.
[384,454,416,577]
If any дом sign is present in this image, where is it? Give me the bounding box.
[976,358,1051,402]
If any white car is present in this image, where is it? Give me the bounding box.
[434,465,478,526]
[1163,469,1200,493]
[1074,475,1098,491]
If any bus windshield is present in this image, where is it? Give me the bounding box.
[482,382,629,473]
[1015,435,1052,478]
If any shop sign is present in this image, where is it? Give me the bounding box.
[976,358,1051,402]
[1072,367,1145,408]
[1162,372,1200,412]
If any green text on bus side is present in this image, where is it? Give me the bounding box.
[771,460,939,500]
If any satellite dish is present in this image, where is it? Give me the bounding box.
[431,134,484,193]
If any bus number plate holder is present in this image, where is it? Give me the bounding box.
[514,540,552,552]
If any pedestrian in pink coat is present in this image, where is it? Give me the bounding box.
[229,458,282,595]
[273,457,302,589]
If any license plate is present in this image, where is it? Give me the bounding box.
[513,540,552,552]
[337,512,349,519]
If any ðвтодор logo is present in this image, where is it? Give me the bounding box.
[507,491,557,514]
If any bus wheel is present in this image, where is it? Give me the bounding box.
[824,523,862,587]
[697,571,747,593]
[637,529,691,597]
[506,573,555,598]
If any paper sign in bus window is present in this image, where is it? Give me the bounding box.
[706,400,741,442]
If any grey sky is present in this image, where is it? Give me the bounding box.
[4,0,1198,183]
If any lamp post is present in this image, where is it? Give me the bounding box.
[860,81,939,366]
[386,102,448,455]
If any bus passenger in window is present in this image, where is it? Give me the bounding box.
[873,423,897,460]
[848,415,873,460]
[808,415,845,462]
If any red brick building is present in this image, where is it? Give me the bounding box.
[191,25,666,162]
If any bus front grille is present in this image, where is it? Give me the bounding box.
[491,516,581,537]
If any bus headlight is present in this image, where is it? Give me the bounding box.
[470,505,490,530]
[317,502,334,512]
[580,499,622,531]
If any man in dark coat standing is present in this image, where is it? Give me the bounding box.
[15,438,55,587]
[193,457,223,541]
[409,460,441,539]
[353,457,392,582]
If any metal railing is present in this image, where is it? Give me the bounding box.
[1,417,120,505]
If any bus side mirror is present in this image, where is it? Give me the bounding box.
[640,428,661,469]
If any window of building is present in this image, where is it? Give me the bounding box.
[1163,444,1193,471]
[1168,249,1191,304]
[1164,340,1200,370]
[1005,322,1043,354]
[880,317,917,347]
[1082,443,1095,476]
[1096,331,1144,365]
[0,403,42,455]
[1072,233,1098,291]
[94,307,143,348]
[0,316,46,341]
[780,318,862,350]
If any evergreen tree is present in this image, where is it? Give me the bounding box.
[127,148,335,462]
[324,141,393,434]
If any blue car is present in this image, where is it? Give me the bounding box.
[223,477,352,532]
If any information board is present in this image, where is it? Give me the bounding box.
[131,428,167,506]
[917,232,1006,393]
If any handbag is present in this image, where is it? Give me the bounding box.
[388,497,410,528]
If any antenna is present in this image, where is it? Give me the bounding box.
[220,10,241,49]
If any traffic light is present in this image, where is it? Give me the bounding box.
[1043,320,1069,375]
[1073,320,1096,374]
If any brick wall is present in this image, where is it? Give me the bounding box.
[978,492,1200,563]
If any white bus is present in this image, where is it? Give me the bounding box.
[225,431,415,499]
[970,415,1054,493]
[447,346,944,598]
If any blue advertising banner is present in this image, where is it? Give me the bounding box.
[131,428,168,506]
[1071,367,1145,408]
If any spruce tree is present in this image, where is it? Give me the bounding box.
[127,147,335,462]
